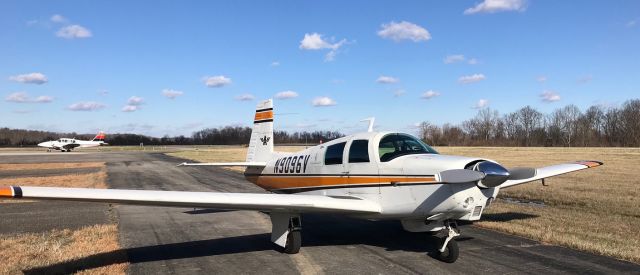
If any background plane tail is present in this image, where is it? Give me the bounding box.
[92,131,106,142]
[246,99,274,162]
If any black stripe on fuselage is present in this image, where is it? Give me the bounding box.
[254,119,274,124]
[256,107,273,113]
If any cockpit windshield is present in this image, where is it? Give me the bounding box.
[378,133,438,162]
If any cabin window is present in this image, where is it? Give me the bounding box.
[348,140,370,163]
[378,133,438,162]
[324,142,346,165]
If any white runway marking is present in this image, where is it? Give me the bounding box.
[0,152,89,156]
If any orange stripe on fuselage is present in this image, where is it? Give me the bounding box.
[0,186,13,197]
[245,175,436,190]
[254,110,274,121]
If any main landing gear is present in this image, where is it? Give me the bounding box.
[270,212,302,254]
[435,220,460,263]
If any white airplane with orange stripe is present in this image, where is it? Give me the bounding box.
[0,99,602,263]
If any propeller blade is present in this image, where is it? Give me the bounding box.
[439,169,485,183]
[507,168,537,180]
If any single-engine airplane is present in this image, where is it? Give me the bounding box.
[37,132,107,152]
[1,100,602,263]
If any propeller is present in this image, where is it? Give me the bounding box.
[471,161,537,188]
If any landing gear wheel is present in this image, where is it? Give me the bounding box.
[283,230,301,254]
[436,238,459,263]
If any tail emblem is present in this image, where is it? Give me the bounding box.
[260,135,270,146]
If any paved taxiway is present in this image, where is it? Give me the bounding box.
[1,151,638,274]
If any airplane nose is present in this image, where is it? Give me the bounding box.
[38,142,46,146]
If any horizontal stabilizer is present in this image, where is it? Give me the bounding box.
[178,162,267,167]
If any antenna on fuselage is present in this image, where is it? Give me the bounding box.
[360,117,375,132]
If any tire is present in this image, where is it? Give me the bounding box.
[283,230,301,254]
[437,239,459,263]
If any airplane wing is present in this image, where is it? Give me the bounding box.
[0,186,380,214]
[500,160,603,188]
[62,143,81,150]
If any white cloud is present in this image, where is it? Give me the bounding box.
[312,97,337,107]
[376,75,399,84]
[627,20,637,27]
[56,25,92,39]
[540,90,561,102]
[299,33,347,61]
[458,73,486,84]
[467,58,479,65]
[235,94,255,101]
[536,75,547,83]
[444,54,465,64]
[9,72,48,84]
[271,61,280,66]
[464,0,527,14]
[421,90,441,99]
[67,101,105,111]
[393,89,406,97]
[127,96,144,105]
[34,95,54,103]
[275,90,299,99]
[377,21,431,42]
[203,75,232,88]
[122,105,140,112]
[5,92,53,103]
[162,89,183,99]
[5,92,30,103]
[472,99,490,109]
[50,14,67,23]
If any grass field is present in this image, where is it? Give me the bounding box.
[169,146,640,263]
[0,163,126,274]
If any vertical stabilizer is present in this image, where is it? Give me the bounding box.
[246,99,274,162]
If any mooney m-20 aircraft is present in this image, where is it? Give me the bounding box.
[37,132,107,152]
[1,100,602,263]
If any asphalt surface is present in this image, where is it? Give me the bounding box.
[1,151,638,274]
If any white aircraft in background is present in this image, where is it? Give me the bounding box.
[1,100,602,263]
[37,132,107,152]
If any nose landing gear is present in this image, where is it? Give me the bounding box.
[435,220,460,263]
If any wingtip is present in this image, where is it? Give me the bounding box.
[576,160,604,168]
[0,186,22,198]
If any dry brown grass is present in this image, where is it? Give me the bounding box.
[169,145,640,263]
[0,162,104,171]
[0,166,108,204]
[0,162,128,273]
[0,224,126,274]
[436,147,640,263]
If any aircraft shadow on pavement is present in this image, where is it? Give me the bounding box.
[24,212,536,273]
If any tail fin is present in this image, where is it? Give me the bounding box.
[92,131,106,142]
[246,99,273,162]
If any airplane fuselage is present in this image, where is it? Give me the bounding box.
[245,131,499,231]
[38,138,105,151]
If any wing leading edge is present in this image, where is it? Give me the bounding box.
[0,186,380,214]
[500,160,603,188]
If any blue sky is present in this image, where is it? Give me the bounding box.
[1,0,639,137]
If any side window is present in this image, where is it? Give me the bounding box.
[348,140,369,163]
[324,142,346,165]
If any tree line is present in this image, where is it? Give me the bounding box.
[2,99,638,147]
[0,126,344,147]
[418,99,640,147]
